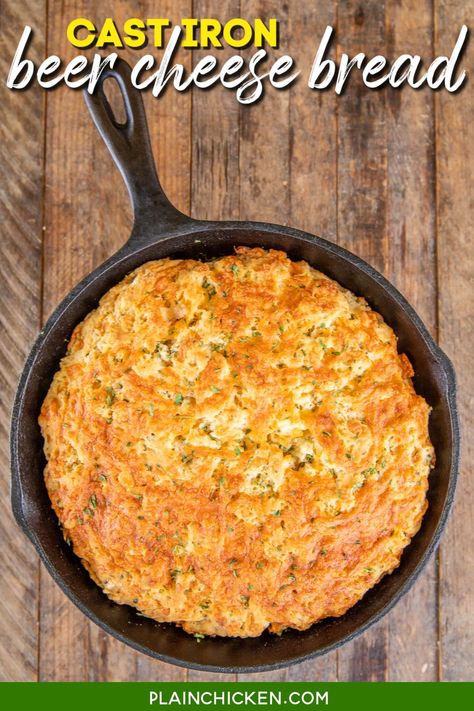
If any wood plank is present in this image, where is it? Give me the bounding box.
[0,0,45,681]
[2,1,455,683]
[237,0,290,229]
[190,0,241,224]
[335,0,389,682]
[384,0,438,682]
[40,0,130,681]
[286,0,338,684]
[41,0,191,681]
[435,0,474,682]
[236,0,290,682]
[187,0,241,682]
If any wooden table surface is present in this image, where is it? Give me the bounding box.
[1,0,472,682]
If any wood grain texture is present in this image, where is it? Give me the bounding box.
[0,0,45,682]
[190,0,241,225]
[40,0,130,681]
[435,0,474,683]
[0,0,473,682]
[335,0,389,682]
[236,1,289,681]
[384,0,438,682]
[40,0,191,682]
[187,0,241,681]
[237,0,290,228]
[286,0,338,684]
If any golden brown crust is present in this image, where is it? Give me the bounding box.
[39,248,434,637]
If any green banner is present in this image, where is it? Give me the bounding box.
[0,682,472,710]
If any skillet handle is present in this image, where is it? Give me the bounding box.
[83,58,191,242]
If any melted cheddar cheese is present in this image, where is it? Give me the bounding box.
[40,248,434,637]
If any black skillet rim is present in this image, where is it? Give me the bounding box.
[10,220,460,674]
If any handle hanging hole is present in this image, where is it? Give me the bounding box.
[103,76,128,127]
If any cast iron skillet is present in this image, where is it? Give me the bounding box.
[11,59,459,673]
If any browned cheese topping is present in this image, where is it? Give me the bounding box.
[40,248,434,637]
